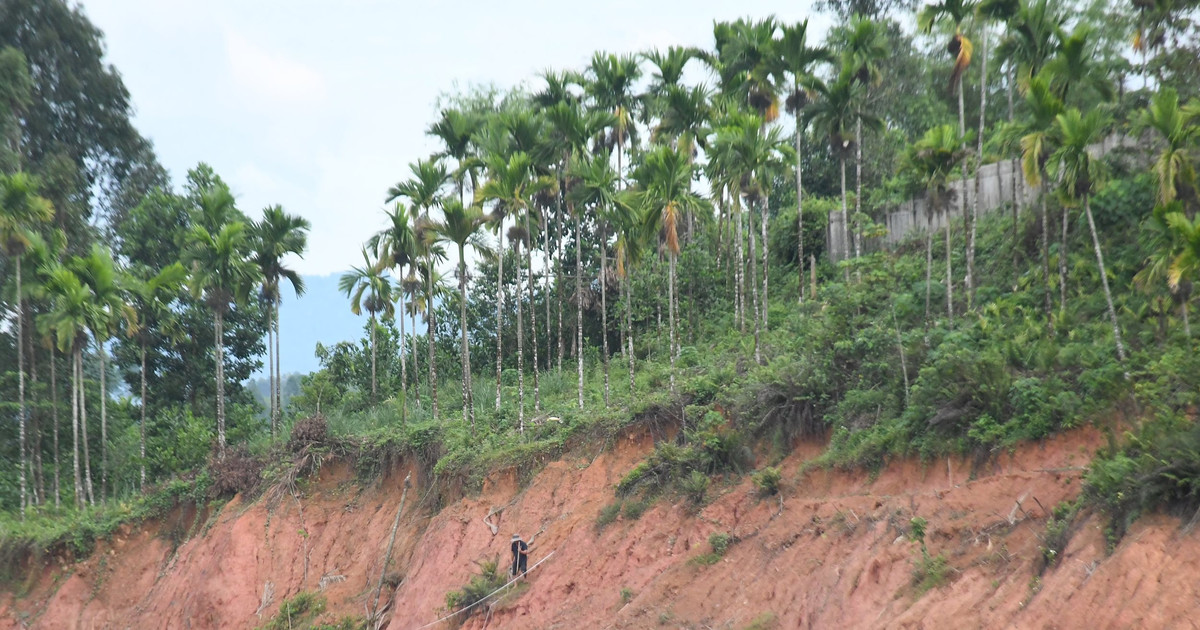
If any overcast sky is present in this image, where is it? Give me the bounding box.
[84,0,833,278]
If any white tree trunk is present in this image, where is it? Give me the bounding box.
[796,117,805,303]
[495,228,505,411]
[1083,195,1128,376]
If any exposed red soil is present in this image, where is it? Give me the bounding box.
[3,424,1199,630]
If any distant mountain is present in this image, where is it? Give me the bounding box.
[258,272,426,378]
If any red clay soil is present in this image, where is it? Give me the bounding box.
[3,425,1200,630]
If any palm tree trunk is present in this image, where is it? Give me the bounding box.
[1037,186,1054,330]
[410,294,420,406]
[495,228,505,411]
[267,308,275,435]
[274,299,282,433]
[796,116,805,302]
[459,249,474,432]
[855,117,864,268]
[140,341,147,490]
[748,203,762,365]
[1083,195,1128,374]
[81,346,95,505]
[1182,293,1191,337]
[52,348,60,507]
[735,199,745,331]
[953,77,965,324]
[1008,63,1019,288]
[946,206,954,323]
[926,209,934,330]
[600,222,610,408]
[99,339,108,500]
[841,157,851,282]
[16,257,26,518]
[626,274,635,398]
[668,253,677,394]
[72,347,82,509]
[427,258,438,422]
[516,242,525,431]
[215,310,226,451]
[544,211,553,373]
[526,217,541,412]
[557,167,565,374]
[370,313,378,404]
[398,285,407,419]
[761,191,770,328]
[969,28,988,312]
[575,207,584,409]
[1059,202,1070,312]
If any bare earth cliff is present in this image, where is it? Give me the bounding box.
[3,425,1199,629]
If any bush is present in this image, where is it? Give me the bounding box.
[622,497,652,520]
[752,467,781,496]
[259,591,326,630]
[595,502,621,531]
[693,531,733,566]
[445,558,508,616]
[680,470,709,506]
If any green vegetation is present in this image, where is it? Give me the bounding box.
[4,0,1200,603]
[908,516,949,594]
[693,531,734,566]
[444,558,508,618]
[258,591,326,630]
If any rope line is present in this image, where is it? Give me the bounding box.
[412,549,556,630]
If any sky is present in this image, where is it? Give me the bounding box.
[81,0,834,374]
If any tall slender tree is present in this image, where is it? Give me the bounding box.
[369,204,417,405]
[435,199,485,430]
[1,172,53,516]
[339,248,394,404]
[251,206,309,436]
[185,186,260,451]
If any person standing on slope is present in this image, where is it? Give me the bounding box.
[510,533,529,578]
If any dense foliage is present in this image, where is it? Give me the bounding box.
[3,0,1200,569]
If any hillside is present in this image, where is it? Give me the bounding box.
[3,420,1199,630]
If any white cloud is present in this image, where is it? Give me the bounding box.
[224,29,326,107]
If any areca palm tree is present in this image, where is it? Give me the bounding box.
[478,151,536,411]
[805,72,879,282]
[429,108,485,206]
[369,203,417,401]
[711,17,785,123]
[40,265,94,508]
[1006,75,1064,320]
[613,192,647,398]
[435,199,485,430]
[340,248,394,405]
[903,125,971,327]
[413,215,447,421]
[629,146,710,393]
[73,245,134,499]
[125,262,187,488]
[921,0,979,315]
[841,16,888,268]
[779,19,831,302]
[1047,108,1127,371]
[185,186,260,451]
[642,46,702,120]
[546,101,614,407]
[570,152,620,406]
[1,171,53,517]
[1137,87,1200,210]
[251,205,309,437]
[585,52,641,184]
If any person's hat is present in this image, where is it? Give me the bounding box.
[512,533,521,540]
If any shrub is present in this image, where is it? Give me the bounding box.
[680,470,709,506]
[595,502,621,531]
[752,467,781,496]
[259,591,326,630]
[445,558,507,616]
[622,497,652,520]
[693,531,733,566]
[619,586,634,604]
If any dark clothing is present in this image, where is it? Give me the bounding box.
[510,540,528,576]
